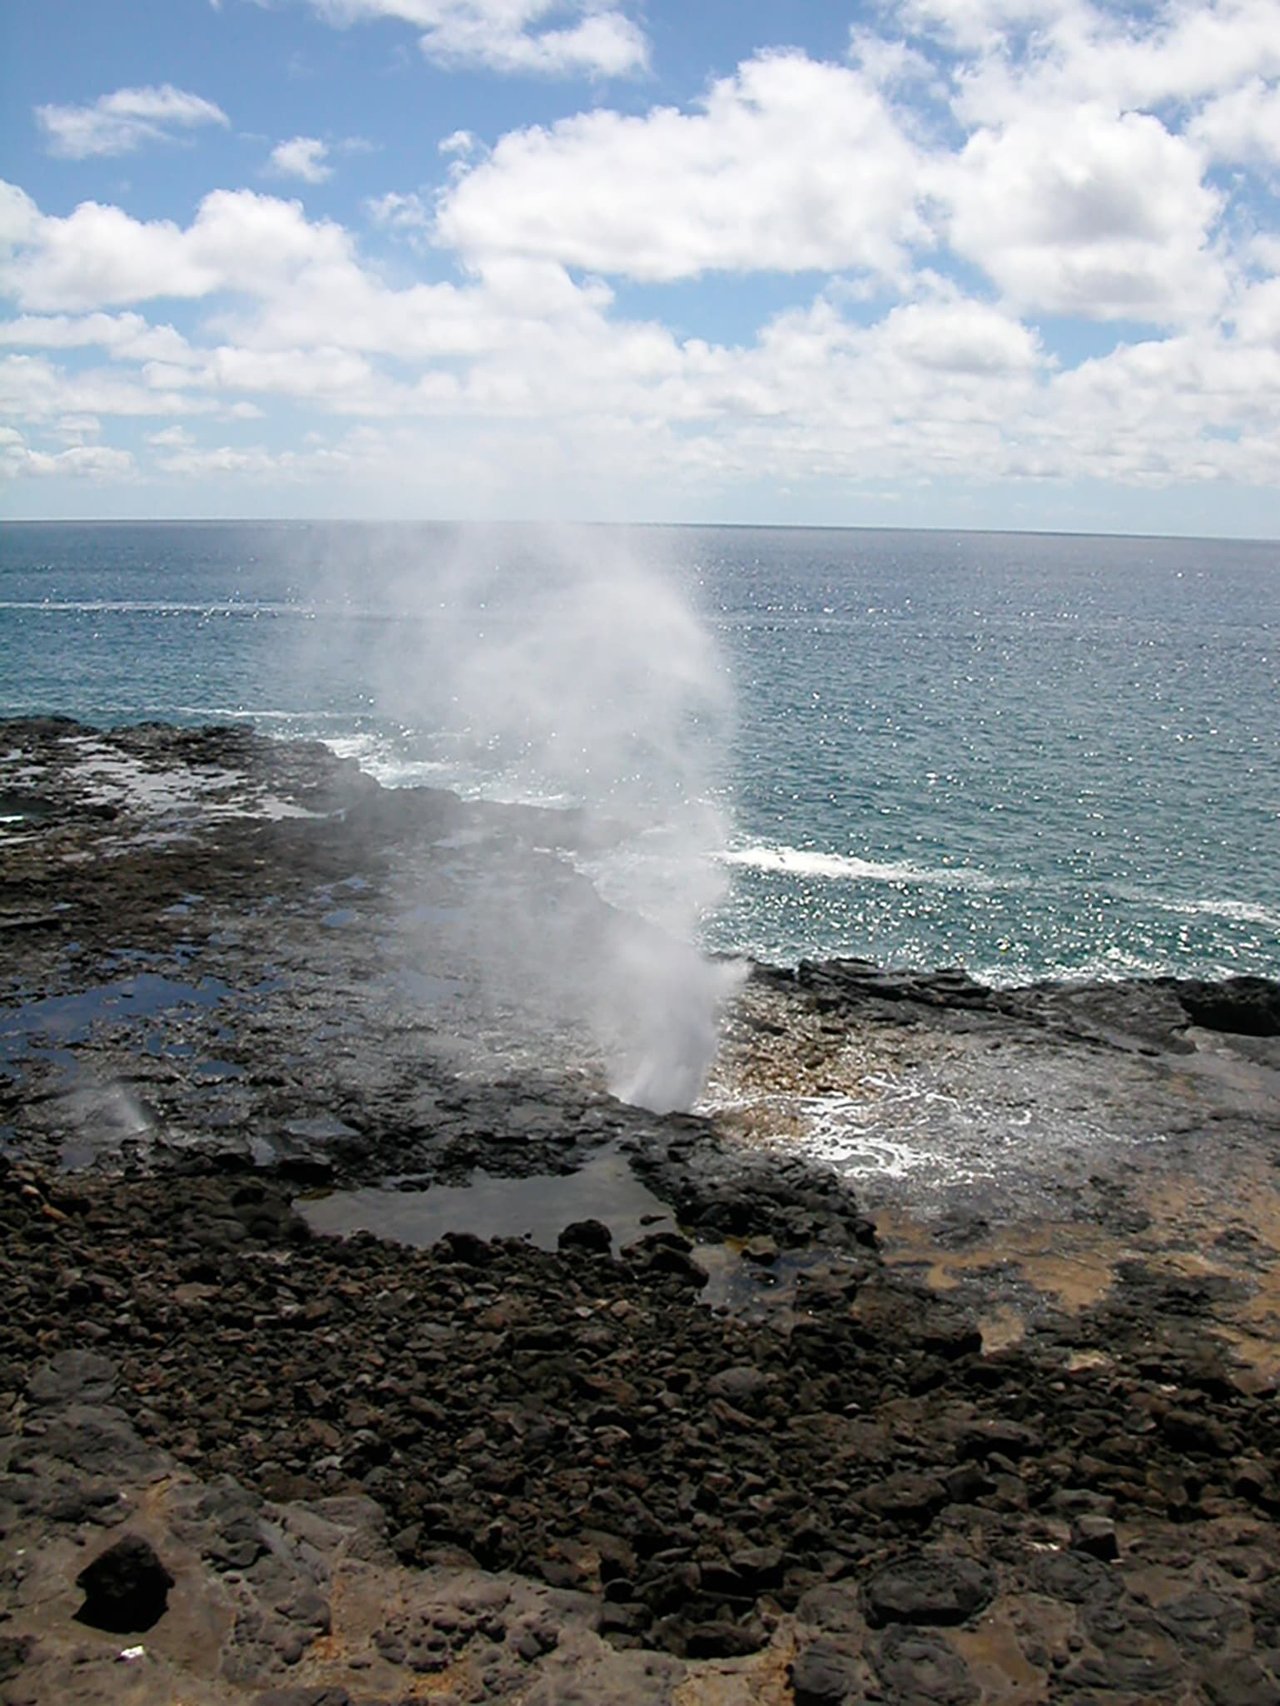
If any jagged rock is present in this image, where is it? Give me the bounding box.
[1071,1514,1120,1560]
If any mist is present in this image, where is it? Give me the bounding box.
[312,522,742,1113]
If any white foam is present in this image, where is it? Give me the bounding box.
[0,599,306,616]
[61,740,325,824]
[722,842,996,890]
[1155,896,1280,930]
[173,707,354,723]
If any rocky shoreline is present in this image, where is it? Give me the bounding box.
[2,719,1278,1705]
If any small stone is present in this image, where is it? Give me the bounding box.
[1071,1515,1120,1561]
[954,1420,1041,1461]
[1159,1408,1233,1456]
[558,1218,612,1255]
[706,1365,770,1403]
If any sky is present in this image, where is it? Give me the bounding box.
[1,0,1279,535]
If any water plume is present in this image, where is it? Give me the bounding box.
[322,522,742,1112]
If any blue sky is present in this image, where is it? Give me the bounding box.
[2,0,1279,534]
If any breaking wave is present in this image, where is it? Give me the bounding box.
[721,842,999,890]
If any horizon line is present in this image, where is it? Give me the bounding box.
[3,516,1278,548]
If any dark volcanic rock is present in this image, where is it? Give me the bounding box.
[864,1557,994,1629]
[558,1217,613,1255]
[872,1628,977,1705]
[1071,1514,1120,1560]
[1178,975,1280,1036]
[790,1637,864,1705]
[2,721,1280,1704]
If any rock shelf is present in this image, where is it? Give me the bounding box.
[1,719,1278,1705]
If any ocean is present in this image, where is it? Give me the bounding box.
[2,519,1277,986]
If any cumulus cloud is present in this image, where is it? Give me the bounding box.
[35,84,229,159]
[0,351,224,423]
[941,105,1226,322]
[267,137,333,183]
[5,1,1280,517]
[0,427,135,481]
[1191,79,1280,168]
[0,312,200,365]
[365,189,432,238]
[437,53,927,282]
[307,0,648,76]
[910,0,1280,122]
[0,187,352,312]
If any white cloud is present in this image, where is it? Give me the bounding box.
[1232,274,1280,347]
[0,429,135,481]
[0,312,200,365]
[877,295,1045,373]
[1034,326,1280,486]
[150,438,356,480]
[0,182,41,252]
[911,0,1280,123]
[1190,79,1280,168]
[365,190,432,237]
[941,106,1226,322]
[267,137,333,183]
[437,53,928,282]
[307,0,648,76]
[51,415,101,444]
[167,344,385,404]
[0,186,352,311]
[0,352,223,422]
[5,0,1280,525]
[35,85,229,159]
[899,0,1086,55]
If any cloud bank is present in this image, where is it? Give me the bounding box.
[4,0,1280,526]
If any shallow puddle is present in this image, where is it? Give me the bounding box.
[298,1148,839,1316]
[299,1147,677,1253]
[0,973,234,1057]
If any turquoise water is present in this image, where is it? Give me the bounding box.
[2,520,1277,983]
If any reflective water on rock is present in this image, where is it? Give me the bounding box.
[0,974,234,1058]
[299,1147,677,1253]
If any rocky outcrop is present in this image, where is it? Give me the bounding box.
[2,720,1278,1703]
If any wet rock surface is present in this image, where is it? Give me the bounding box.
[2,718,1279,1704]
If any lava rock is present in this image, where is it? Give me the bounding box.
[790,1637,863,1705]
[1071,1514,1120,1560]
[864,1557,994,1629]
[558,1218,613,1255]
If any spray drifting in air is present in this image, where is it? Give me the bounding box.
[351,523,742,1113]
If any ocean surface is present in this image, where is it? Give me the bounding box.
[2,520,1277,986]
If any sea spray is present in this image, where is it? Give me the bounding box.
[311,522,743,1112]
